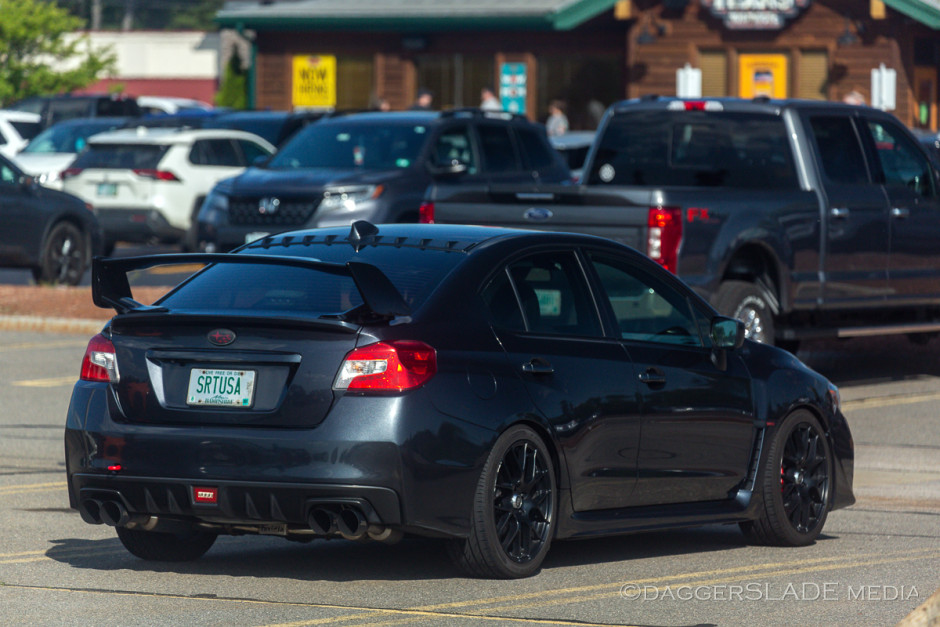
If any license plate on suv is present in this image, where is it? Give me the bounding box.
[187,368,256,407]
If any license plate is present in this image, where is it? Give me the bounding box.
[187,368,256,407]
[245,231,270,244]
[97,183,117,196]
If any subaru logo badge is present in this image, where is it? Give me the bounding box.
[208,329,236,346]
[258,197,280,215]
[524,207,553,221]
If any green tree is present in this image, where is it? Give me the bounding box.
[0,0,116,106]
[215,47,247,110]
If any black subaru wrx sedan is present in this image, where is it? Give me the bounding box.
[65,222,854,578]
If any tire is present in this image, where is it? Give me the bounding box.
[116,527,217,562]
[32,222,87,286]
[448,425,557,579]
[741,410,832,546]
[712,280,776,346]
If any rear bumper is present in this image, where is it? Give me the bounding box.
[65,381,496,538]
[97,208,185,245]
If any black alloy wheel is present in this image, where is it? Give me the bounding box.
[741,410,832,546]
[449,425,557,578]
[33,221,87,285]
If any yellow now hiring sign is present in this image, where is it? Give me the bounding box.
[292,55,336,108]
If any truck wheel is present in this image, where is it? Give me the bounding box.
[713,280,775,345]
[32,222,87,286]
[116,527,216,561]
[740,410,831,546]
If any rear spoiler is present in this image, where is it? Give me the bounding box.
[92,253,411,319]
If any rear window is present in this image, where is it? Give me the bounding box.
[71,143,169,169]
[11,120,41,141]
[269,122,429,171]
[157,244,466,316]
[587,111,798,189]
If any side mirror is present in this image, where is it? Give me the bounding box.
[427,159,468,177]
[711,316,745,350]
[251,155,271,168]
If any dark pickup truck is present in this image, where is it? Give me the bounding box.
[422,97,940,349]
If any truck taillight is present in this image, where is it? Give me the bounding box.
[334,341,437,393]
[80,334,120,383]
[419,202,435,224]
[647,207,682,274]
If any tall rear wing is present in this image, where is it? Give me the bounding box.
[92,253,411,319]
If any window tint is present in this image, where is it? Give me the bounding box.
[867,120,935,198]
[269,121,429,170]
[516,126,556,170]
[71,144,170,169]
[190,139,241,167]
[588,253,703,347]
[11,120,41,141]
[478,124,520,173]
[588,111,798,188]
[1,163,16,184]
[432,126,476,172]
[485,251,601,337]
[239,139,271,165]
[808,116,869,185]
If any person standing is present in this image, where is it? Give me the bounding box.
[410,88,433,110]
[480,86,501,111]
[546,100,569,136]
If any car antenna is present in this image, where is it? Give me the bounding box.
[348,220,379,252]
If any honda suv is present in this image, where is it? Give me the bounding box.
[194,109,570,252]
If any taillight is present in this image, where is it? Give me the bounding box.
[647,206,682,274]
[61,168,83,180]
[419,202,435,224]
[334,341,436,392]
[133,169,180,182]
[80,334,120,383]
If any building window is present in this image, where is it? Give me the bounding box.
[416,54,494,109]
[797,50,828,100]
[537,55,622,130]
[700,50,727,97]
[337,56,374,110]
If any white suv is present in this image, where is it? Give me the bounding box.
[61,127,275,250]
[0,110,42,159]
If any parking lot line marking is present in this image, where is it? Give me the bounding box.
[262,548,940,627]
[11,376,76,388]
[843,390,940,411]
[0,481,67,495]
[0,340,88,353]
[145,264,204,275]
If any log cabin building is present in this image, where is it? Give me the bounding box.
[216,0,940,131]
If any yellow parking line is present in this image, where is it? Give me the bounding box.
[144,264,204,275]
[0,340,88,353]
[0,482,67,495]
[843,391,940,411]
[11,376,77,388]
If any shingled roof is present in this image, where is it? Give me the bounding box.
[216,0,621,31]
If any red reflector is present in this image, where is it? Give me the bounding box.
[419,202,435,224]
[80,334,120,382]
[133,169,180,182]
[647,206,683,274]
[335,340,437,393]
[107,465,122,472]
[684,101,706,111]
[193,487,218,504]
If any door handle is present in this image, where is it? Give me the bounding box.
[890,207,910,219]
[522,358,554,375]
[830,207,850,219]
[638,368,666,386]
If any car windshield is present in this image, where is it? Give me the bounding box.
[158,243,465,317]
[267,122,429,171]
[70,143,169,169]
[22,122,120,154]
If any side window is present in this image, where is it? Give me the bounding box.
[1,163,17,184]
[867,120,935,198]
[515,126,556,170]
[431,125,477,173]
[483,251,602,337]
[808,116,870,185]
[190,139,241,167]
[588,252,703,347]
[477,124,521,173]
[239,139,271,165]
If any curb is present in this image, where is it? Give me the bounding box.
[0,315,104,335]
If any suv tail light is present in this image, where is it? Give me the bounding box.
[133,169,180,182]
[80,334,120,382]
[334,341,436,392]
[647,207,682,274]
[61,168,83,180]
[419,202,435,224]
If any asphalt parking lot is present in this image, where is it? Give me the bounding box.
[1,329,938,626]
